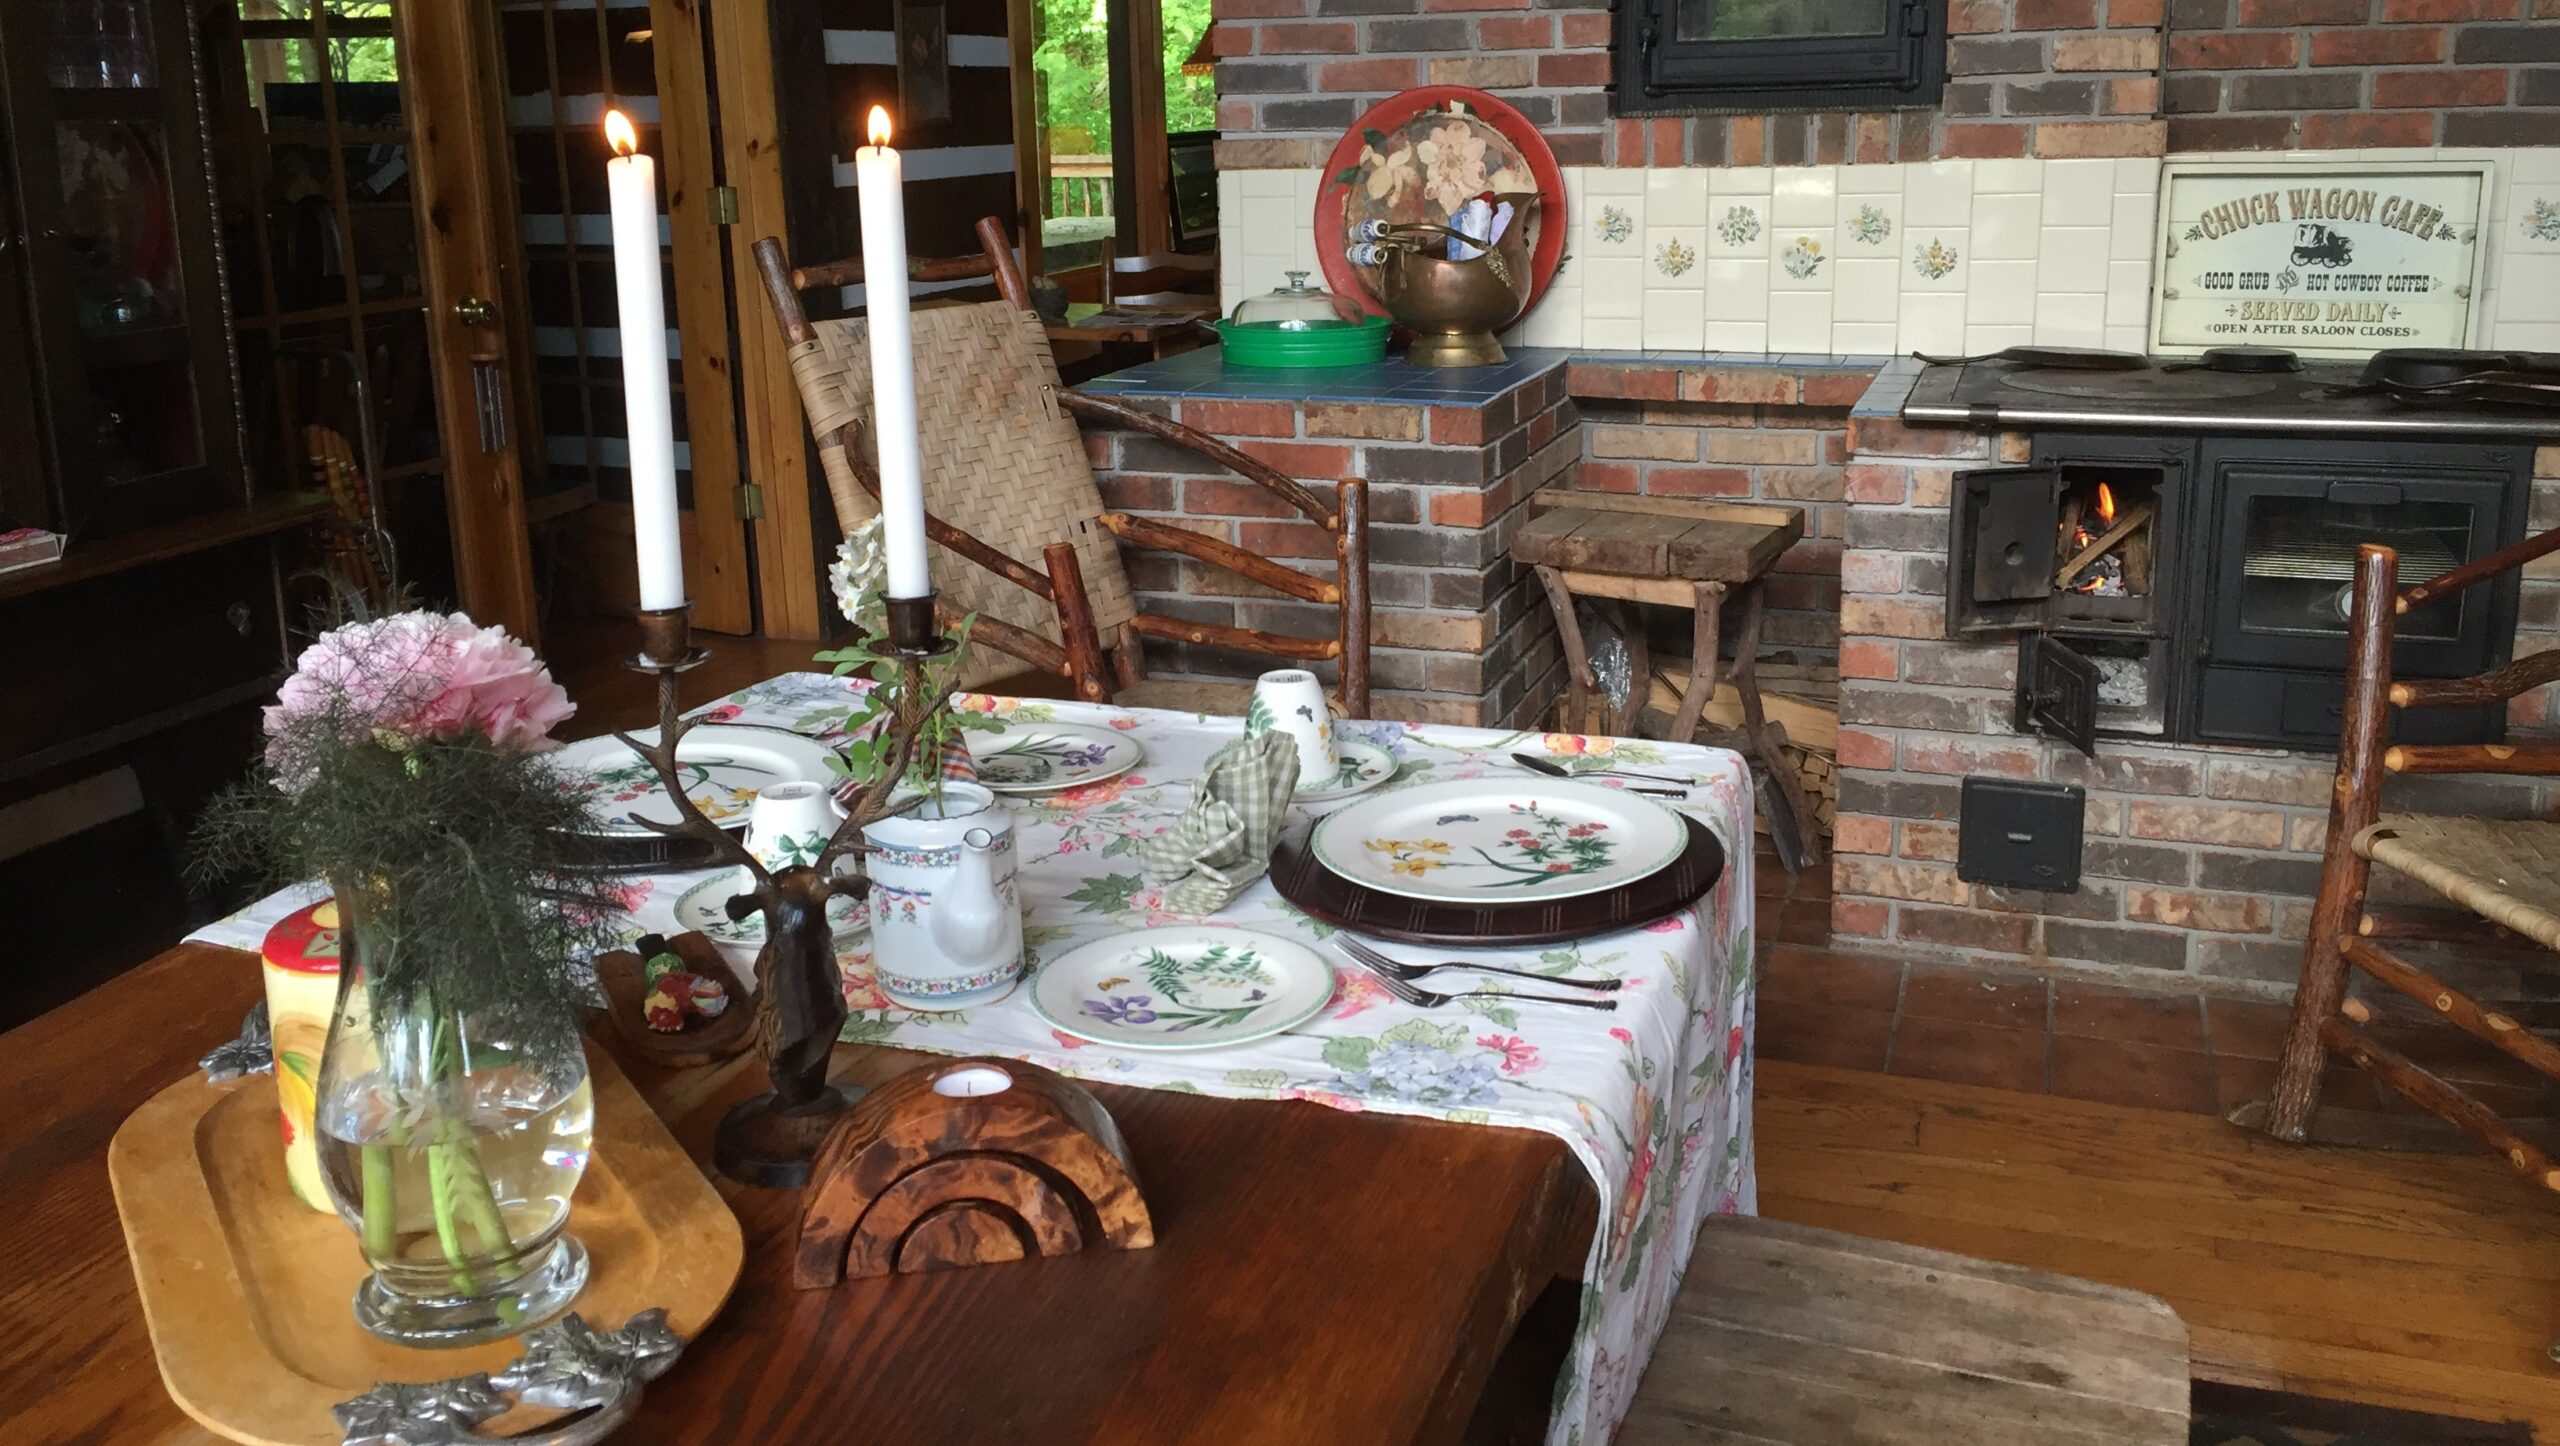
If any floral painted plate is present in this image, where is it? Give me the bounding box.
[969,721,1143,796]
[555,725,841,837]
[1309,778,1688,905]
[1031,926,1336,1052]
[674,874,866,959]
[1297,738,1398,804]
[1316,85,1566,318]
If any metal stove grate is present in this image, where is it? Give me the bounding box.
[2241,514,2459,582]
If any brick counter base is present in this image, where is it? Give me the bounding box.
[1831,417,2560,994]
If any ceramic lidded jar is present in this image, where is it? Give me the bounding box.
[261,897,346,1212]
[859,781,1024,1010]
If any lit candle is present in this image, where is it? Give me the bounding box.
[604,109,684,612]
[854,105,929,601]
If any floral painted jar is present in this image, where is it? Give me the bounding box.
[859,781,1023,1010]
[260,897,345,1212]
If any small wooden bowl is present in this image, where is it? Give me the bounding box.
[594,932,756,1069]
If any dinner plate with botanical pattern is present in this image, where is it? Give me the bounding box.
[1296,738,1397,804]
[674,874,866,959]
[1309,778,1688,904]
[554,725,840,836]
[969,721,1143,796]
[1031,926,1336,1051]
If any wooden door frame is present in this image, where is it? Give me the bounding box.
[398,0,538,641]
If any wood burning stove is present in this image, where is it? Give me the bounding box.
[1948,431,2532,752]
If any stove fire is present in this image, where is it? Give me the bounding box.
[2058,476,2153,600]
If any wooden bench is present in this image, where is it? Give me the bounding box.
[1511,490,1821,867]
[1622,1215,2192,1445]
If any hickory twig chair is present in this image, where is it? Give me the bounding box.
[751,218,1370,716]
[2265,528,2560,1189]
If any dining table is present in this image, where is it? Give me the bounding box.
[4,673,1758,1446]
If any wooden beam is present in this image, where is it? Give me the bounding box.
[2380,740,2560,775]
[2398,525,2560,612]
[2342,935,2560,1085]
[2318,1014,2560,1192]
[652,0,753,635]
[717,0,824,639]
[1006,0,1044,280]
[1128,613,1339,660]
[1099,511,1340,604]
[2390,649,2560,710]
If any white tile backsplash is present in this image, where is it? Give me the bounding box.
[1220,147,2560,359]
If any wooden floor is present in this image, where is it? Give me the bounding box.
[1759,1060,2560,1437]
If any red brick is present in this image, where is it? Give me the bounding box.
[2105,77,2160,114]
[2109,0,2162,21]
[1183,477,1303,519]
[1840,551,1903,595]
[2126,888,2275,934]
[1802,372,1878,407]
[1730,116,1767,166]
[1425,0,1531,10]
[1682,368,1798,405]
[1256,21,1356,52]
[1836,728,1895,770]
[1181,399,1297,437]
[1235,519,1336,559]
[1947,0,2008,31]
[1900,904,2038,955]
[2300,111,2438,148]
[1317,58,1416,91]
[2032,120,2167,158]
[2013,0,2096,25]
[1904,738,2042,778]
[1576,461,1639,493]
[1832,898,1891,938]
[1837,857,1971,906]
[1835,815,1894,856]
[1646,466,1752,497]
[2372,68,2507,107]
[1839,640,1899,680]
[1476,13,1551,46]
[2307,26,2443,65]
[1844,465,1906,504]
[2379,0,2517,16]
[1096,473,1177,511]
[1082,433,1116,469]
[1843,597,1945,640]
[2128,802,2288,850]
[1900,822,1961,863]
[1942,123,2030,158]
[1213,0,1302,16]
[1216,100,1254,130]
[1427,490,1494,528]
[1613,119,1648,167]
[1235,439,1351,479]
[1649,117,1683,163]
[2168,32,2299,69]
[1558,11,1610,45]
[1304,401,1421,440]
[1615,366,1680,402]
[1539,51,1611,87]
[1210,24,1256,56]
[1849,418,1991,458]
[2235,0,2366,20]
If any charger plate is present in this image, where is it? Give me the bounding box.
[1310,778,1688,904]
[1273,815,1725,947]
[556,725,839,837]
[109,1041,741,1446]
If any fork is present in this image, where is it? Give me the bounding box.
[1334,942,1619,1011]
[1333,934,1622,992]
[1509,752,1695,790]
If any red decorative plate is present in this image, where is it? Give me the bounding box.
[1314,86,1567,321]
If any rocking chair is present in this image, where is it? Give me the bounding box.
[752,218,1371,717]
[2266,527,2560,1191]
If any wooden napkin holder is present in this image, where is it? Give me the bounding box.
[793,1057,1153,1287]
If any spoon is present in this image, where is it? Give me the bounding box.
[1510,752,1694,789]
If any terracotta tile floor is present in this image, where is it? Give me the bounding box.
[1747,841,2560,1118]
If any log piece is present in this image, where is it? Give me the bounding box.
[2318,1015,2560,1192]
[2342,935,2560,1085]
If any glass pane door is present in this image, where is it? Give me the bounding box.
[1677,0,1888,42]
[1034,0,1113,271]
[2237,494,2472,642]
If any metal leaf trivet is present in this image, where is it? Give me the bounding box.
[333,1309,681,1446]
[198,1003,273,1082]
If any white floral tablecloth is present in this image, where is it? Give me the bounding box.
[192,671,1757,1446]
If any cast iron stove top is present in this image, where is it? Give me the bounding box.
[1902,356,2560,438]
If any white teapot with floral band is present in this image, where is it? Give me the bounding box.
[858,781,1023,1010]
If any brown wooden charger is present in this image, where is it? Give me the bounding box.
[1270,815,1725,947]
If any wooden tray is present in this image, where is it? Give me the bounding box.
[1271,814,1725,946]
[109,1039,742,1445]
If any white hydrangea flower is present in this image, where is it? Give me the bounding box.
[828,517,888,633]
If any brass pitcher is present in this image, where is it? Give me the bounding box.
[1370,193,1540,368]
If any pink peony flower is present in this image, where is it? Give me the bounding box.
[266,610,574,764]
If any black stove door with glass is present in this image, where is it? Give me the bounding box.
[1947,432,2531,752]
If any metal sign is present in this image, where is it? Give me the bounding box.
[2149,160,2490,359]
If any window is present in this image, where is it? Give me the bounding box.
[1613,0,1946,115]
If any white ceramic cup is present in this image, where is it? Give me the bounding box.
[1248,668,1335,781]
[741,781,845,886]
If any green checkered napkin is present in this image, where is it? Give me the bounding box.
[1138,729,1303,915]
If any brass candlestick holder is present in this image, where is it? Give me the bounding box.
[616,592,959,1188]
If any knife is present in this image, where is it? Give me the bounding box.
[1510,752,1692,792]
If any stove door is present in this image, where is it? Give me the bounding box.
[2200,441,2522,677]
[1947,466,2061,637]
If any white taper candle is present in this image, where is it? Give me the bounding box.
[604,110,684,612]
[854,105,930,601]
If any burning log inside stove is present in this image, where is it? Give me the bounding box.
[2055,481,2154,597]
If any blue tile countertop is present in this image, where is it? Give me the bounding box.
[1079,345,1907,409]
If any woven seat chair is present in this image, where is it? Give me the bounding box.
[751,219,1370,715]
[2266,529,2560,1190]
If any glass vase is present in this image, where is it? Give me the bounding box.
[312,920,595,1347]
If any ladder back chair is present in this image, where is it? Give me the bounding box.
[2267,527,2560,1192]
[1100,241,1218,313]
[751,219,1371,717]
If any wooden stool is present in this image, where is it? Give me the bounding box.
[1622,1215,2191,1444]
[1511,490,1822,869]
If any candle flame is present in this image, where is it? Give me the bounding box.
[2095,481,2116,524]
[605,109,638,158]
[868,105,893,148]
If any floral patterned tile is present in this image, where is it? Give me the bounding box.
[1650,229,1704,284]
[1710,202,1765,255]
[1844,201,1895,248]
[2520,195,2560,252]
[1906,229,1965,290]
[1774,230,1834,290]
[1593,202,1637,247]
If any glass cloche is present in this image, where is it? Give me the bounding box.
[1229,272,1364,331]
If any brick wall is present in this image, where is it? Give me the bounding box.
[1829,420,2560,991]
[1210,0,2560,170]
[1566,358,1877,661]
[1079,378,1579,726]
[2164,0,2560,151]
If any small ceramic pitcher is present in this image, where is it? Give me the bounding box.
[859,782,1024,1010]
[1247,668,1335,780]
[742,781,844,889]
